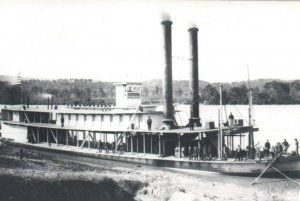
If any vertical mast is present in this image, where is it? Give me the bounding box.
[247,66,254,147]
[219,84,223,159]
[247,66,252,126]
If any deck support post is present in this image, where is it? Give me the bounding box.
[46,129,49,145]
[88,132,91,150]
[240,133,242,147]
[76,131,79,148]
[143,132,146,154]
[136,134,139,153]
[163,138,165,156]
[115,133,118,153]
[178,134,181,158]
[231,135,234,151]
[105,133,107,151]
[159,134,161,156]
[93,132,96,148]
[150,133,153,154]
[126,133,128,152]
[66,131,69,147]
[198,133,201,158]
[131,134,133,154]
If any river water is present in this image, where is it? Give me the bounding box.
[176,104,300,152]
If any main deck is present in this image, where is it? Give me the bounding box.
[6,141,300,177]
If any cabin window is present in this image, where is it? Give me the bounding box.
[110,115,113,122]
[119,115,123,122]
[92,114,96,122]
[68,114,71,121]
[84,115,87,121]
[101,115,104,122]
[76,114,79,121]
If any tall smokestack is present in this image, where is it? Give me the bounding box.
[161,20,175,128]
[188,27,201,126]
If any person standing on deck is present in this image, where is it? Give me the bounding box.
[295,139,299,156]
[235,145,242,161]
[147,116,152,130]
[207,145,212,161]
[246,145,251,159]
[282,139,289,154]
[188,146,193,160]
[202,145,207,161]
[105,142,109,153]
[264,140,271,157]
[61,115,65,127]
[250,145,255,159]
[189,118,194,131]
[119,141,124,155]
[98,140,102,153]
[112,141,116,154]
[223,145,228,160]
[193,146,198,160]
[229,113,234,126]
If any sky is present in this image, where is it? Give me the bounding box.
[0,0,300,83]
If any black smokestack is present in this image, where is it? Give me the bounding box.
[161,20,174,128]
[188,27,200,126]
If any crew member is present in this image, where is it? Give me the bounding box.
[207,145,212,161]
[119,141,124,155]
[264,140,270,157]
[229,112,234,126]
[147,116,152,130]
[223,145,228,160]
[98,140,102,153]
[202,145,207,161]
[188,146,193,160]
[235,145,241,161]
[189,118,194,131]
[282,139,289,154]
[112,141,116,154]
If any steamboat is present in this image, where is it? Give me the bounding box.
[1,20,299,178]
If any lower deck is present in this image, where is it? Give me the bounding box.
[5,140,300,177]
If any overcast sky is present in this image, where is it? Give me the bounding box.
[0,0,300,83]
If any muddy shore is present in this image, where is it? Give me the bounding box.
[0,143,299,201]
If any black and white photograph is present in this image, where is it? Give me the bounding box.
[0,0,300,200]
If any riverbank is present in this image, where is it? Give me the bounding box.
[0,144,299,201]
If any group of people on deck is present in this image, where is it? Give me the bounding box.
[184,144,214,161]
[97,140,125,155]
[259,138,299,159]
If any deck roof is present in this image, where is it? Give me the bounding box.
[2,120,258,135]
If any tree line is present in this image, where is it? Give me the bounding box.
[0,78,299,105]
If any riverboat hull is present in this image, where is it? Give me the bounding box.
[5,141,300,177]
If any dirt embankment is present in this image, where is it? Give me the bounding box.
[0,143,299,201]
[0,145,145,201]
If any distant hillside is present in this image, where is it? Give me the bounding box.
[0,77,299,105]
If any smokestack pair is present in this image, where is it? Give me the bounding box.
[161,20,200,128]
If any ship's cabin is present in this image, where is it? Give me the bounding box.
[114,82,142,108]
